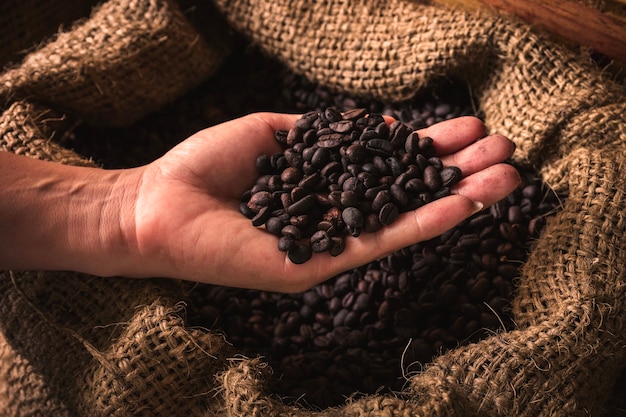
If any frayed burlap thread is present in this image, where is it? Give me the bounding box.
[84,302,233,416]
[0,101,94,167]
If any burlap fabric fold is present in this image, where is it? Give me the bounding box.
[1,0,625,416]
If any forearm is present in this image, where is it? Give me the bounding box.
[0,151,139,276]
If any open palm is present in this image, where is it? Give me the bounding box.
[128,112,519,292]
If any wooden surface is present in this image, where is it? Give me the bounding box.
[432,0,626,64]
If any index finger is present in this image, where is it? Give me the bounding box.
[417,116,487,156]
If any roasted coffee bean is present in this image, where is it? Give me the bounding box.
[277,236,295,252]
[427,157,443,170]
[440,166,462,187]
[508,205,524,224]
[311,230,331,253]
[318,133,347,148]
[287,128,303,146]
[365,138,394,156]
[329,120,354,133]
[247,191,273,213]
[288,243,313,264]
[405,178,427,193]
[345,143,367,163]
[418,136,434,153]
[296,170,318,188]
[378,203,399,226]
[371,189,391,212]
[251,206,272,227]
[281,166,303,183]
[239,201,254,218]
[340,190,358,207]
[324,107,343,122]
[341,108,367,120]
[423,165,443,191]
[320,161,343,179]
[256,154,273,175]
[311,147,331,168]
[287,194,316,216]
[404,132,420,155]
[389,122,412,147]
[328,236,345,256]
[295,111,319,130]
[342,207,363,237]
[275,129,289,146]
[281,225,302,240]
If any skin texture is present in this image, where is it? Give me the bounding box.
[0,113,520,292]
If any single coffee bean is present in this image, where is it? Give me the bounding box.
[346,143,367,164]
[372,189,392,212]
[389,122,412,147]
[247,191,273,213]
[378,203,399,226]
[354,293,371,311]
[427,157,443,170]
[404,132,420,155]
[303,129,318,146]
[311,230,331,253]
[287,194,316,216]
[423,165,443,191]
[321,161,343,179]
[318,133,347,148]
[342,207,364,237]
[341,108,367,120]
[418,136,434,152]
[287,127,303,146]
[288,243,313,264]
[508,205,525,224]
[311,147,331,168]
[251,206,272,227]
[328,236,346,256]
[265,215,286,234]
[365,139,394,156]
[281,166,303,184]
[329,120,354,133]
[255,154,273,175]
[440,166,462,187]
[324,107,343,122]
[281,224,303,240]
[389,184,409,207]
[295,111,319,130]
[239,201,254,218]
[317,127,335,137]
[275,129,289,146]
[278,236,295,252]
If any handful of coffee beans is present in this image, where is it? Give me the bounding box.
[239,107,462,263]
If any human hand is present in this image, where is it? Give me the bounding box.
[121,112,520,292]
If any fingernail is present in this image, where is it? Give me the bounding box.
[471,200,484,214]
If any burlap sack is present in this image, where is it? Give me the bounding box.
[1,0,625,416]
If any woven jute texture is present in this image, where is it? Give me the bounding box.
[1,0,625,416]
[0,0,229,127]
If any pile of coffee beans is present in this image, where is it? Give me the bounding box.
[141,47,562,409]
[190,169,559,406]
[239,108,463,263]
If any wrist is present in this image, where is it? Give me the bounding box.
[0,152,141,277]
[65,166,142,277]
